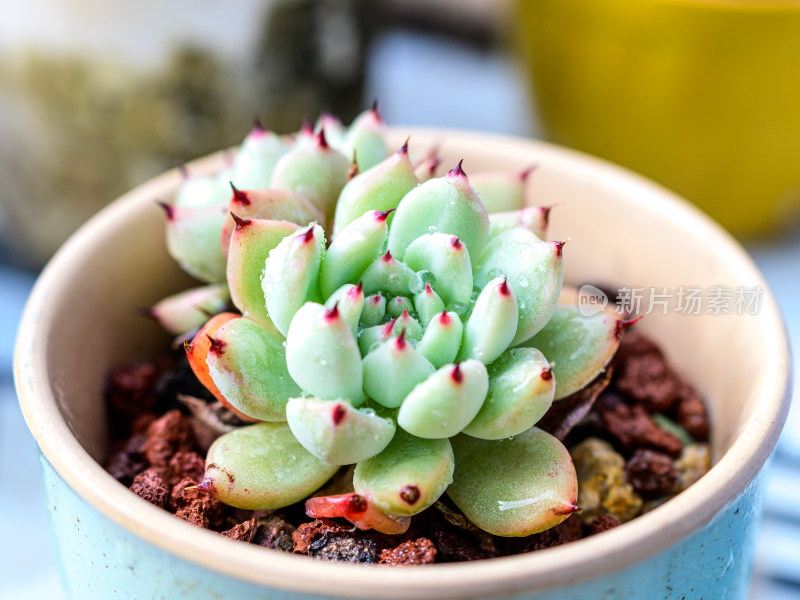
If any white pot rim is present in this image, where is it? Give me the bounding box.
[15,128,791,598]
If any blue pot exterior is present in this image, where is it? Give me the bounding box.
[41,454,767,600]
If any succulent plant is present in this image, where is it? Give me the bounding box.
[155,108,636,538]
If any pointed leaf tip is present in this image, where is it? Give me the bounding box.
[400,136,410,155]
[332,403,347,425]
[396,329,407,349]
[439,310,451,325]
[300,226,316,243]
[382,249,393,262]
[382,318,398,336]
[541,365,554,381]
[194,477,216,494]
[325,301,340,321]
[450,236,463,250]
[520,164,538,181]
[156,201,174,220]
[448,159,466,178]
[229,182,250,205]
[451,363,463,384]
[376,208,396,221]
[230,212,251,230]
[370,99,382,121]
[206,334,226,355]
[499,277,511,296]
[316,127,329,149]
[615,315,644,338]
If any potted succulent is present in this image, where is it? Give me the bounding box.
[15,112,790,599]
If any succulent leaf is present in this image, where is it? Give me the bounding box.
[397,360,489,439]
[324,283,365,334]
[200,422,337,510]
[220,187,323,258]
[227,217,298,328]
[173,173,229,208]
[262,224,325,336]
[305,493,411,535]
[413,155,441,182]
[162,203,227,283]
[462,348,554,439]
[362,334,436,408]
[521,304,632,400]
[206,317,301,421]
[469,167,534,214]
[285,302,364,403]
[315,113,346,149]
[270,133,349,217]
[415,311,463,368]
[150,283,230,336]
[386,295,414,318]
[413,283,446,328]
[230,126,290,190]
[332,145,417,237]
[342,106,389,172]
[320,209,390,298]
[359,294,386,327]
[403,233,473,306]
[357,320,395,356]
[392,309,423,341]
[488,206,550,241]
[387,164,489,261]
[185,312,252,420]
[360,251,415,297]
[457,277,518,364]
[447,427,578,537]
[353,428,455,517]
[286,396,396,464]
[474,227,564,345]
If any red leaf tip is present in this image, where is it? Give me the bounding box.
[230,212,251,230]
[448,159,467,179]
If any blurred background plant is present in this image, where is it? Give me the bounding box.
[1,0,798,598]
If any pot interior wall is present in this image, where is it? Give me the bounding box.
[41,135,764,466]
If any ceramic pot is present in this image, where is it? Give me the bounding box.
[15,129,791,599]
[516,0,800,238]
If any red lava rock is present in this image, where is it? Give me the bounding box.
[167,451,206,486]
[625,449,679,498]
[170,476,226,529]
[589,513,621,535]
[105,363,161,423]
[293,518,378,562]
[292,518,349,554]
[253,515,296,552]
[675,384,710,441]
[597,399,683,458]
[221,518,259,542]
[613,333,683,414]
[379,538,437,565]
[142,410,198,467]
[130,468,169,509]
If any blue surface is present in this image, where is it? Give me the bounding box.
[1,27,799,600]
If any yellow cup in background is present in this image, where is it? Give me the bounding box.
[517,0,800,238]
